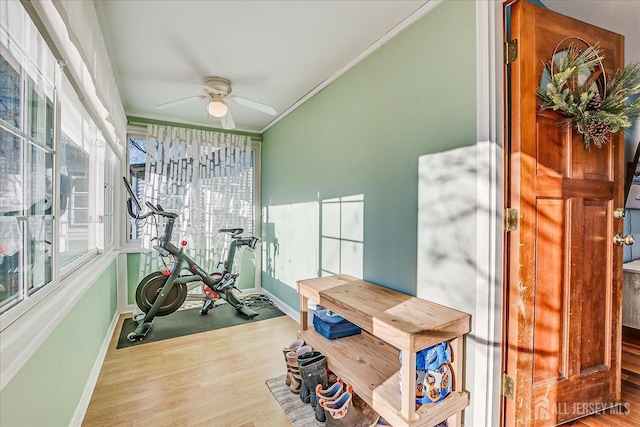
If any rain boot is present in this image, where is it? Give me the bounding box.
[298,351,328,409]
[282,339,304,386]
[300,380,310,404]
[286,347,307,394]
[297,351,321,404]
[321,385,379,427]
[315,378,344,422]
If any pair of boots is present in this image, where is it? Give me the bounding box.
[282,339,311,393]
[317,379,380,427]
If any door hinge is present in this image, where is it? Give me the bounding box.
[501,373,515,400]
[504,208,519,232]
[504,39,518,64]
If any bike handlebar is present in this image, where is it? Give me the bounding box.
[123,177,258,249]
[145,201,178,219]
[125,197,177,220]
[123,177,177,220]
[127,198,152,220]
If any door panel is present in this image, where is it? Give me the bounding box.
[536,116,567,177]
[579,200,611,373]
[532,197,566,386]
[505,1,624,425]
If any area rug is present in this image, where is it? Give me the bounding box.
[267,375,395,426]
[117,295,284,349]
[266,375,320,426]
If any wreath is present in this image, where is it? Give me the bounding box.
[536,39,640,150]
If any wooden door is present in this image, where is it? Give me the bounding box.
[504,1,625,425]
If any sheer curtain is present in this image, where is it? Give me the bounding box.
[139,125,255,282]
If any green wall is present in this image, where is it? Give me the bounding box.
[261,1,477,308]
[0,260,118,427]
[127,252,140,304]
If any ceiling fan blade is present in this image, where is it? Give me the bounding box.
[156,95,206,110]
[220,108,235,130]
[228,95,276,116]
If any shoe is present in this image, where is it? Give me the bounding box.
[297,350,320,403]
[286,351,302,393]
[282,339,304,386]
[314,378,344,422]
[298,351,328,408]
[316,378,344,401]
[288,345,312,394]
[321,386,379,427]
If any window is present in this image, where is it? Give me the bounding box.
[126,128,260,283]
[0,0,117,316]
[58,75,101,267]
[70,176,89,226]
[0,1,56,313]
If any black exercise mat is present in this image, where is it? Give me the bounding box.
[117,297,284,349]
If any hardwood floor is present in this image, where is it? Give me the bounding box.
[82,312,300,427]
[566,328,640,426]
[83,314,640,427]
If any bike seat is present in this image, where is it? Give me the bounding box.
[218,228,243,237]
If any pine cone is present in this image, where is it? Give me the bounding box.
[586,120,610,140]
[586,92,602,111]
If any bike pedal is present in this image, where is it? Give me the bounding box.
[200,300,215,315]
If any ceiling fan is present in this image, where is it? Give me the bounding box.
[156,76,277,130]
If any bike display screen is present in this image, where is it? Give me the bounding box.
[123,177,142,212]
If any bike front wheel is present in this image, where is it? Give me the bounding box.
[135,271,187,316]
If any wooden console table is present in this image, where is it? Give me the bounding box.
[296,274,470,427]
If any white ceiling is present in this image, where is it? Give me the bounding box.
[94,0,431,133]
[94,0,640,134]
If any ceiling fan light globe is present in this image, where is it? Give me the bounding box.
[207,100,228,117]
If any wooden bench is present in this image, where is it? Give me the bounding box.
[297,274,471,427]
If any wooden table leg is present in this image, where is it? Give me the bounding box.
[447,336,464,427]
[299,293,308,331]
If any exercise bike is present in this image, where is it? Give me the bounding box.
[123,177,259,341]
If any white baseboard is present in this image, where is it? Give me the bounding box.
[260,289,318,327]
[260,289,303,325]
[70,310,120,426]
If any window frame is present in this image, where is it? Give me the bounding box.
[0,8,58,316]
[69,176,89,226]
[103,144,116,251]
[0,0,120,322]
[123,127,148,249]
